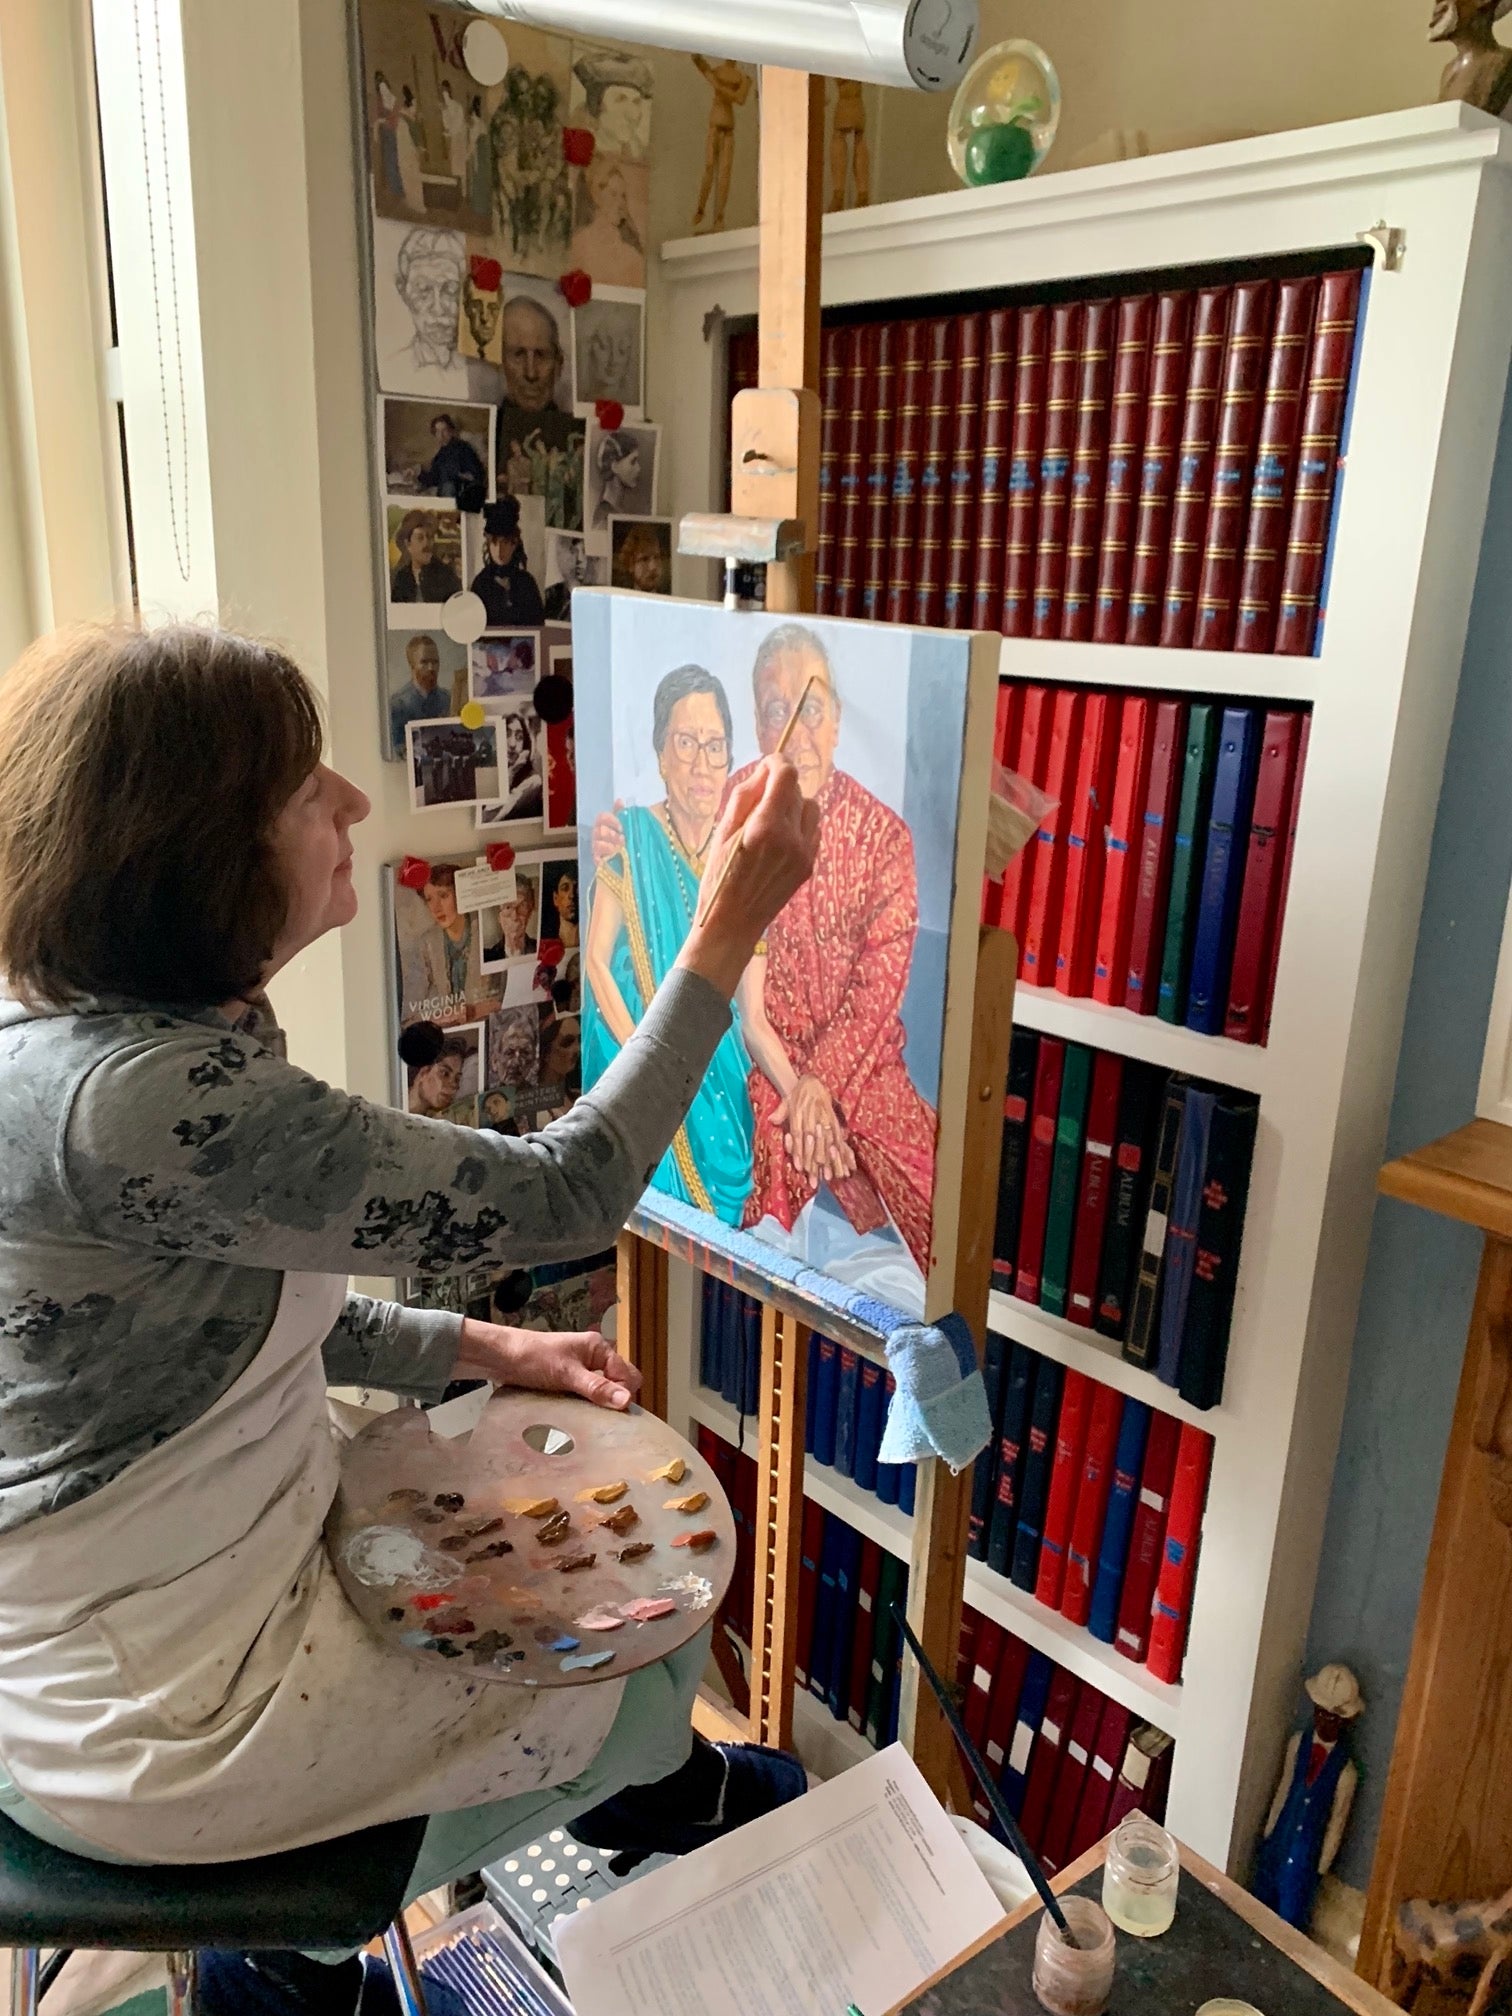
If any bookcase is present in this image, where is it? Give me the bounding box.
[647,104,1512,1872]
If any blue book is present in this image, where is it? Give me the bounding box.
[1010,1357,1064,1591]
[804,1332,821,1455]
[698,1275,721,1391]
[826,1523,864,1719]
[1157,1087,1218,1386]
[1185,706,1261,1034]
[986,1342,1037,1579]
[899,1460,917,1517]
[811,1338,840,1466]
[809,1515,841,1701]
[1002,1650,1054,1815]
[854,1359,885,1494]
[741,1294,762,1417]
[968,1332,1011,1561]
[834,1347,861,1477]
[719,1282,742,1408]
[875,1373,901,1504]
[1089,1399,1152,1643]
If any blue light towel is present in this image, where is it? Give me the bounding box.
[877,1311,992,1473]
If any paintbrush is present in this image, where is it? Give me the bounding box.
[892,1602,1076,1946]
[698,671,818,921]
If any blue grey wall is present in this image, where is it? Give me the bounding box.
[1302,360,1512,1891]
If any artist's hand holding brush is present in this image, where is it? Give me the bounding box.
[452,1324,644,1411]
[681,754,819,995]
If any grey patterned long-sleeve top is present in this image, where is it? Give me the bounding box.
[0,969,728,1533]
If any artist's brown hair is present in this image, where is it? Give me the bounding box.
[0,622,323,1008]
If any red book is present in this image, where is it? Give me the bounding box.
[964,1616,1007,1754]
[1014,1035,1065,1305]
[974,308,1017,630]
[794,1496,825,1690]
[861,322,900,622]
[1061,299,1116,641]
[1091,697,1154,1006]
[1224,709,1303,1043]
[1032,302,1084,639]
[1042,1685,1106,1873]
[1069,1701,1134,1861]
[1115,1411,1182,1665]
[956,1608,980,1696]
[1062,1385,1125,1627]
[1146,1423,1215,1684]
[1122,698,1187,1014]
[847,1539,884,1728]
[1126,291,1195,646]
[1106,1725,1176,1830]
[885,321,929,626]
[1159,286,1233,648]
[1276,269,1364,654]
[1067,1052,1124,1328]
[1003,303,1047,638]
[1235,276,1319,653]
[1000,683,1050,948]
[1035,1369,1093,1610]
[814,324,847,614]
[983,681,1022,928]
[1094,295,1155,643]
[944,311,985,628]
[834,324,875,620]
[1019,688,1085,988]
[1019,1668,1081,1855]
[1260,710,1310,1042]
[1053,691,1120,999]
[913,316,959,628]
[1195,279,1276,652]
[983,1635,1031,1783]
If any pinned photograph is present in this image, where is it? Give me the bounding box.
[469,632,539,701]
[540,858,581,951]
[495,275,586,534]
[568,154,649,291]
[538,1007,582,1101]
[480,859,543,971]
[382,397,491,511]
[408,717,501,812]
[584,420,659,547]
[458,250,504,367]
[385,630,468,760]
[387,503,464,616]
[544,649,577,834]
[476,697,544,828]
[609,515,673,595]
[391,855,507,1030]
[467,495,547,628]
[571,287,646,416]
[569,44,654,163]
[373,218,501,403]
[488,1003,545,1089]
[488,32,575,277]
[543,530,606,621]
[361,0,499,232]
[405,1021,485,1121]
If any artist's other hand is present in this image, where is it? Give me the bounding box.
[454,1321,642,1411]
[681,757,819,999]
[774,1073,856,1184]
[592,803,626,867]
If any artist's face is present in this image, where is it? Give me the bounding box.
[402,257,462,350]
[408,638,440,693]
[660,692,730,828]
[405,524,435,568]
[502,301,561,410]
[487,531,518,567]
[464,283,502,350]
[424,879,459,928]
[755,649,839,799]
[266,764,369,971]
[554,871,578,922]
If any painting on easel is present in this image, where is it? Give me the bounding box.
[574,592,997,1323]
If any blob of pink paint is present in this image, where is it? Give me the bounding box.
[576,1608,626,1632]
[620,1597,678,1623]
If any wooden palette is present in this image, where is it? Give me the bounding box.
[331,1393,735,1688]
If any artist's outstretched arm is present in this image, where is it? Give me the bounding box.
[324,1292,641,1410]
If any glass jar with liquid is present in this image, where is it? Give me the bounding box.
[1101,1812,1180,1937]
[1032,1897,1116,2016]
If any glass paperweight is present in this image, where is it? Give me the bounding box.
[947,38,1061,188]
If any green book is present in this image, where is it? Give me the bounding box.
[1157,702,1221,1024]
[1039,1041,1093,1318]
[864,1553,906,1745]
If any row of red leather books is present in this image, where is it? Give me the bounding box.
[729,262,1362,656]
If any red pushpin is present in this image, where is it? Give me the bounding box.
[398,856,431,891]
[562,127,595,167]
[538,937,566,970]
[559,268,592,309]
[595,399,625,432]
[485,841,516,873]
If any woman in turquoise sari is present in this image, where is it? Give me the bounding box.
[583,665,754,1224]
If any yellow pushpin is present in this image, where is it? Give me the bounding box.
[459,700,487,730]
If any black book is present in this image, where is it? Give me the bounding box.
[1123,1076,1190,1369]
[1179,1096,1260,1410]
[1094,1063,1166,1342]
[987,1341,1037,1578]
[968,1331,1012,1560]
[1009,1354,1064,1591]
[992,1030,1040,1292]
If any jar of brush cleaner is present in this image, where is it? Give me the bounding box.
[1101,1811,1180,1937]
[1031,1896,1116,2015]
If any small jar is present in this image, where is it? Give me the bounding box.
[1032,1896,1116,2016]
[1101,1811,1180,1938]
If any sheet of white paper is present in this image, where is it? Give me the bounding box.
[554,1744,1006,2016]
[502,961,544,1007]
[455,860,517,910]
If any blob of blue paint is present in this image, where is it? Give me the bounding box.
[560,1650,615,1672]
[550,1635,580,1652]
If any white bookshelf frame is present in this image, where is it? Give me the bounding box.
[653,103,1512,1871]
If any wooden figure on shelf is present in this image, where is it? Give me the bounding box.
[1432,0,1512,117]
[829,80,870,210]
[1251,1663,1363,1930]
[1384,1879,1512,2015]
[691,56,753,234]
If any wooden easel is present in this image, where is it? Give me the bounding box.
[617,67,1016,1801]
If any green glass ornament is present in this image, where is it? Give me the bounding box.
[963,119,1037,186]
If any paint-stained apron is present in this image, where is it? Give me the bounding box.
[0,1273,623,1863]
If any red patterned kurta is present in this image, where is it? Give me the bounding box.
[739,765,938,1272]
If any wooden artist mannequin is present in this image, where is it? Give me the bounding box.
[692,55,753,232]
[1432,0,1512,117]
[829,79,870,210]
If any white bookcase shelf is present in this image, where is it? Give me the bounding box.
[653,102,1512,1871]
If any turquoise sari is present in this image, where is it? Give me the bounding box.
[583,804,754,1226]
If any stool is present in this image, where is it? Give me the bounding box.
[0,1809,430,2016]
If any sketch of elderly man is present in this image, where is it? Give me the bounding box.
[383,226,501,402]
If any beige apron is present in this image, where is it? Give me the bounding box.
[0,1273,623,1863]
